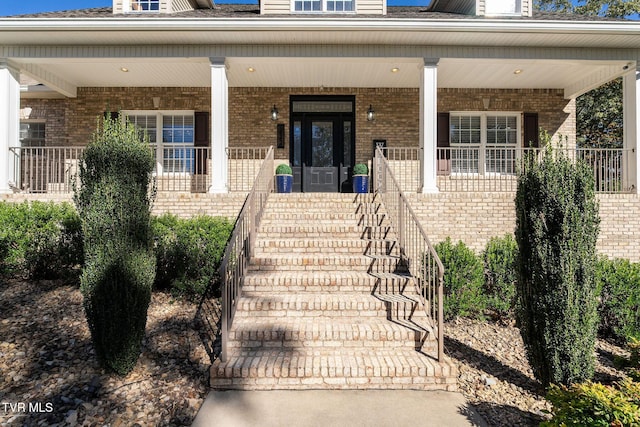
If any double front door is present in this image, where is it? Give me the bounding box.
[290,97,355,193]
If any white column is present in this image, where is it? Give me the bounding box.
[420,58,439,193]
[0,60,20,194]
[623,66,640,193]
[209,57,229,193]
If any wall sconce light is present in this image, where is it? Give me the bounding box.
[271,105,279,121]
[482,98,490,110]
[367,104,375,122]
[20,107,33,120]
[152,97,161,109]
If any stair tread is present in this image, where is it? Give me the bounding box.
[211,347,456,381]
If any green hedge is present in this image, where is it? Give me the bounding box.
[596,257,640,341]
[0,201,83,279]
[0,202,231,299]
[483,234,518,320]
[152,214,233,299]
[434,238,486,321]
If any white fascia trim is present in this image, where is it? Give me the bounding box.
[1,18,640,36]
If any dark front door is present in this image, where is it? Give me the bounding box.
[290,97,355,192]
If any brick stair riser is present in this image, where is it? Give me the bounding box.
[242,274,414,293]
[234,299,420,319]
[254,240,398,256]
[248,257,406,273]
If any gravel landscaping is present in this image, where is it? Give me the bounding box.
[0,278,630,426]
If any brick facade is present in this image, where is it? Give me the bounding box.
[20,86,574,160]
[408,192,640,262]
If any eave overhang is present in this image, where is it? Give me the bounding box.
[1,17,640,48]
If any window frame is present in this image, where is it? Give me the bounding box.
[19,120,46,148]
[123,0,161,13]
[122,110,195,175]
[449,111,521,176]
[291,0,356,13]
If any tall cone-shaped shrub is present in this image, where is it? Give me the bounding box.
[515,145,600,387]
[75,114,156,375]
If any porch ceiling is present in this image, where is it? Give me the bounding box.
[15,56,629,99]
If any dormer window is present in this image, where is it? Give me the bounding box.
[128,0,160,12]
[293,0,354,12]
[484,0,521,15]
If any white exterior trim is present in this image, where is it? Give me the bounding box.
[210,57,228,193]
[420,58,439,194]
[0,60,20,194]
[623,68,640,193]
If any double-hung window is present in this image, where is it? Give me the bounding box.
[19,122,46,148]
[124,111,195,174]
[450,112,520,175]
[293,0,354,12]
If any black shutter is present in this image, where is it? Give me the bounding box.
[524,112,539,148]
[437,113,450,148]
[194,112,209,175]
[103,111,119,121]
[437,112,451,175]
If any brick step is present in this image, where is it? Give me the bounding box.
[226,316,430,351]
[248,254,406,272]
[254,238,398,255]
[210,348,457,391]
[235,292,423,319]
[269,194,376,202]
[258,225,393,239]
[242,271,413,293]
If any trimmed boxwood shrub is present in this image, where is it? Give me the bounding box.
[75,114,156,375]
[483,234,518,320]
[515,146,600,386]
[0,201,82,279]
[596,256,640,341]
[542,379,640,427]
[434,237,486,321]
[152,214,233,299]
[353,163,368,175]
[275,164,292,175]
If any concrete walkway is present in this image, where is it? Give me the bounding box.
[192,390,488,427]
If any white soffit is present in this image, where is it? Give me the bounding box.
[14,57,627,97]
[14,57,211,88]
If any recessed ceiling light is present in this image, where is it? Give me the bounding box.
[120,67,129,72]
[513,69,523,75]
[248,67,256,72]
[391,67,400,73]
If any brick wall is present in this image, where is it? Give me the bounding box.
[20,86,574,159]
[408,192,640,262]
[3,191,638,261]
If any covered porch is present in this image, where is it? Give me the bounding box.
[1,48,640,195]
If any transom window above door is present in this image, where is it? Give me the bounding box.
[293,0,354,12]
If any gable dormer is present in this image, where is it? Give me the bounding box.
[428,0,532,17]
[112,0,213,14]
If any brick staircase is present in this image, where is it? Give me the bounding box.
[210,193,457,391]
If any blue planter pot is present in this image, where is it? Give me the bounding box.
[276,174,293,193]
[352,175,369,194]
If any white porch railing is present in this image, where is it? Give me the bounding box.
[8,146,270,194]
[381,146,633,194]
